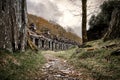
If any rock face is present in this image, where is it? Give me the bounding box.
[104,8,120,41]
[0,0,27,52]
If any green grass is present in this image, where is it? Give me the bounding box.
[53,48,78,60]
[74,39,120,80]
[70,49,120,80]
[0,50,46,80]
[55,39,120,80]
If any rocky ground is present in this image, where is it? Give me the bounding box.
[38,51,82,80]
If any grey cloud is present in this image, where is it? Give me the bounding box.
[27,0,105,37]
[72,26,82,37]
[27,0,63,22]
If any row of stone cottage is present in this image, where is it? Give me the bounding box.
[29,33,78,51]
[27,23,79,51]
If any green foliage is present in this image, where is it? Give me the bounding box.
[101,0,120,13]
[88,0,120,40]
[100,0,120,23]
[93,0,120,26]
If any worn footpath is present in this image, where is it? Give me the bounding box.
[39,51,82,80]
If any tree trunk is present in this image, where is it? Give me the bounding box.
[103,8,120,41]
[82,0,88,43]
[0,0,13,51]
[0,0,27,52]
[19,0,27,52]
[9,0,19,51]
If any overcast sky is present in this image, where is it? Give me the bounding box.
[27,0,105,37]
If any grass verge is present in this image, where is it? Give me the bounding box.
[0,50,46,80]
[52,48,77,60]
[55,39,120,80]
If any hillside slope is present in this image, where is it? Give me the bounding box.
[28,14,82,44]
[54,39,120,80]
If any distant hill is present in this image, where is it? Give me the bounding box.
[28,14,82,44]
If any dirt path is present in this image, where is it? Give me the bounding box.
[39,51,82,80]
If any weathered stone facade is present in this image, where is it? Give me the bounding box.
[29,32,77,51]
